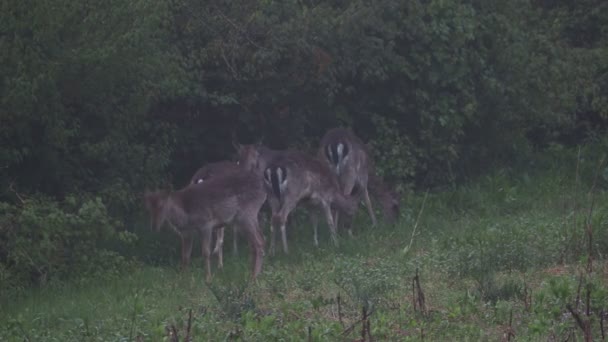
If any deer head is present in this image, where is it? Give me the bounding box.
[237,144,262,172]
[144,190,170,232]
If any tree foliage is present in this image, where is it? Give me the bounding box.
[0,0,606,287]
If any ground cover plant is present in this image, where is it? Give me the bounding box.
[2,0,608,340]
[1,146,607,341]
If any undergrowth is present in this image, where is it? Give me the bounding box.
[1,145,608,340]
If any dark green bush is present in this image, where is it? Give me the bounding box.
[0,195,135,289]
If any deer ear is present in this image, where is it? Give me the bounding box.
[255,136,264,147]
[231,130,241,152]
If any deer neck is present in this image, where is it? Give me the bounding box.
[163,195,189,230]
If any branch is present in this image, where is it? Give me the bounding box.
[215,8,264,50]
[403,190,429,254]
[8,181,26,205]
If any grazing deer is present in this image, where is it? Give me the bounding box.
[368,172,400,224]
[238,144,357,255]
[319,127,400,231]
[144,170,266,281]
[190,160,243,268]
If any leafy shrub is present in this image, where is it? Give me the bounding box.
[333,254,401,311]
[207,280,255,321]
[0,194,135,288]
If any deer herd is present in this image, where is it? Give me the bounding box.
[144,128,400,282]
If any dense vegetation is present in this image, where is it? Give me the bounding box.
[1,0,607,339]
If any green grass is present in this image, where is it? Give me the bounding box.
[2,151,608,341]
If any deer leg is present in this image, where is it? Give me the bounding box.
[199,227,213,282]
[362,185,378,227]
[241,218,265,280]
[268,197,280,256]
[310,210,319,247]
[213,227,224,269]
[322,202,339,247]
[341,175,357,237]
[180,234,194,269]
[273,198,297,255]
[232,225,239,257]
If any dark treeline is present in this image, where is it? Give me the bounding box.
[1,0,606,287]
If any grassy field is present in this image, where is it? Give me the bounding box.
[2,150,608,341]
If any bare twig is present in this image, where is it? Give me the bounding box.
[184,309,193,342]
[523,282,532,312]
[600,310,605,341]
[337,293,344,328]
[166,324,179,342]
[361,306,367,341]
[575,272,584,311]
[403,190,429,254]
[8,181,26,205]
[215,8,264,49]
[341,308,375,337]
[412,268,427,315]
[567,304,592,342]
[219,42,239,79]
[505,310,516,341]
[584,155,605,273]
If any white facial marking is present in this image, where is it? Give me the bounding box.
[196,178,204,184]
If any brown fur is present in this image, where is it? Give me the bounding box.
[237,144,357,254]
[264,152,357,254]
[145,170,266,281]
[190,160,243,265]
[319,127,400,230]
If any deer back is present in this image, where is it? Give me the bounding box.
[146,170,265,233]
[264,152,347,205]
[190,160,241,184]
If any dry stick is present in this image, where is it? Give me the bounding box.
[184,309,193,342]
[413,268,427,315]
[367,318,373,342]
[575,273,584,311]
[341,308,375,337]
[567,304,591,342]
[361,306,369,342]
[506,310,515,341]
[600,310,605,341]
[166,324,179,342]
[8,181,26,205]
[412,275,416,313]
[215,8,264,49]
[337,293,344,328]
[571,146,581,259]
[403,190,429,254]
[585,155,605,273]
[523,282,532,312]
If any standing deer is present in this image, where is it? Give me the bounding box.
[319,127,400,232]
[238,144,357,255]
[144,170,266,281]
[190,160,242,268]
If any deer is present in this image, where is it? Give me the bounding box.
[237,143,357,255]
[144,170,266,281]
[318,127,400,233]
[189,160,242,268]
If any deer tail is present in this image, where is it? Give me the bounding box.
[264,165,288,199]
